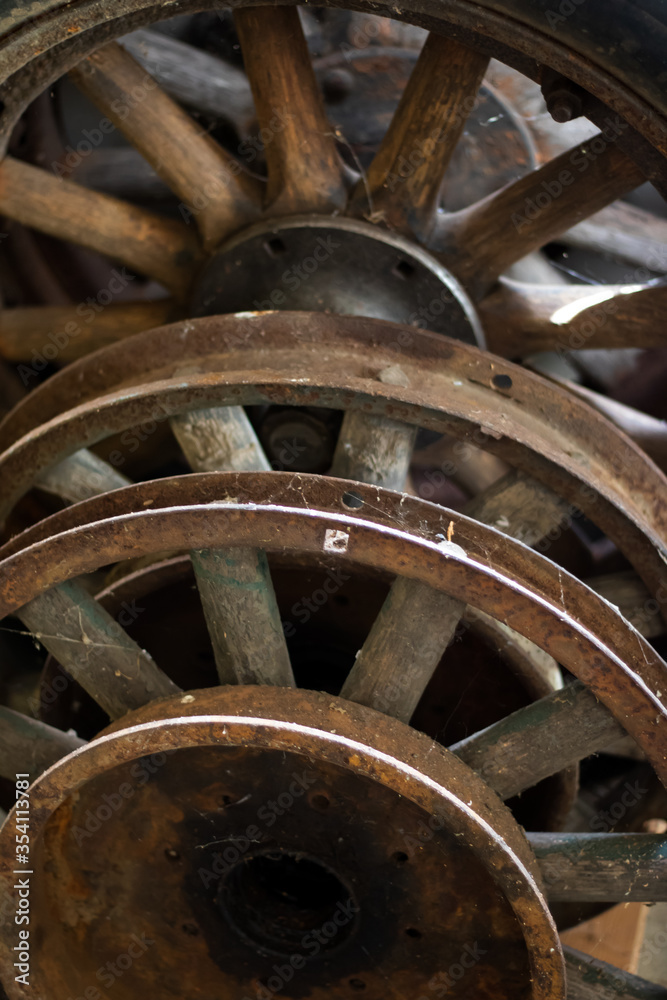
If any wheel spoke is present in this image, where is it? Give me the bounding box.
[528,832,667,902]
[450,680,625,800]
[0,156,200,295]
[463,468,569,546]
[171,406,271,473]
[0,300,175,363]
[351,32,488,237]
[339,576,465,721]
[16,579,180,719]
[480,278,667,357]
[120,28,255,137]
[234,5,345,214]
[564,946,667,999]
[71,42,261,250]
[36,449,132,504]
[173,405,291,684]
[435,136,644,295]
[330,411,416,491]
[191,546,294,687]
[0,706,85,780]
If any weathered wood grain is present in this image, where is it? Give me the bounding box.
[17,580,179,719]
[0,156,200,295]
[529,832,667,902]
[450,681,625,799]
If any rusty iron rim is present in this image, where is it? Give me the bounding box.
[0,314,665,604]
[0,479,665,782]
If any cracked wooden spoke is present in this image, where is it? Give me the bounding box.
[528,832,667,902]
[71,42,261,250]
[450,680,626,800]
[330,411,416,491]
[340,576,465,722]
[0,300,175,363]
[17,579,180,720]
[480,278,667,357]
[351,32,488,237]
[0,157,200,295]
[436,135,644,295]
[564,947,667,1000]
[36,449,132,504]
[234,5,345,214]
[171,406,271,474]
[173,406,292,685]
[0,706,85,780]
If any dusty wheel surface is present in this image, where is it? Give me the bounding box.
[0,1,666,998]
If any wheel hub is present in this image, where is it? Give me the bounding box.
[0,688,564,999]
[192,215,484,346]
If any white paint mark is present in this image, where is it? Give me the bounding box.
[324,529,350,553]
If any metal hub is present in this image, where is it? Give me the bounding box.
[192,216,484,346]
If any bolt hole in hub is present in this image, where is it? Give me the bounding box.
[192,216,484,347]
[218,850,358,957]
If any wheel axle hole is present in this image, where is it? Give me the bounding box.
[219,851,357,956]
[492,373,512,390]
[405,927,422,939]
[264,237,288,257]
[392,259,415,280]
[342,490,364,509]
[391,851,409,866]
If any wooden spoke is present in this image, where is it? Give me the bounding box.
[172,405,291,684]
[171,406,271,473]
[564,946,667,1000]
[0,706,85,780]
[450,680,625,800]
[191,547,294,687]
[480,278,667,358]
[350,32,489,237]
[0,300,175,364]
[234,5,345,214]
[528,832,667,902]
[0,157,200,295]
[120,29,255,137]
[16,580,180,719]
[36,449,132,504]
[339,576,465,721]
[71,43,262,250]
[339,468,567,719]
[563,201,667,270]
[435,136,644,296]
[463,468,569,546]
[330,412,416,491]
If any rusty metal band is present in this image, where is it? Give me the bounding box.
[0,491,665,783]
[0,315,665,605]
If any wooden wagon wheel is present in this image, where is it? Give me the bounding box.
[0,0,665,367]
[0,473,665,997]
